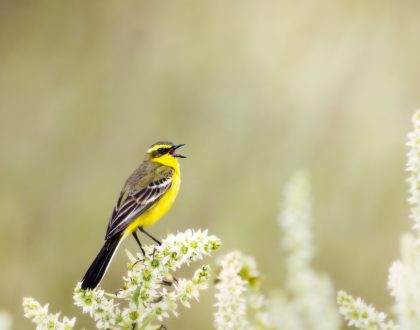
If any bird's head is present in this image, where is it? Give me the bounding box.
[146,141,186,169]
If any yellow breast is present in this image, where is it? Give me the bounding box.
[125,170,181,234]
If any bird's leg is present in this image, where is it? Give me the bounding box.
[139,227,162,245]
[151,247,157,261]
[132,231,146,257]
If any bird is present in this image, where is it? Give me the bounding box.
[81,141,186,290]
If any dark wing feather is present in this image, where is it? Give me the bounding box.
[105,174,173,239]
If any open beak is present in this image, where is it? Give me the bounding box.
[171,144,186,158]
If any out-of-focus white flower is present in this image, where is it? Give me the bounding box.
[406,110,420,233]
[384,110,420,330]
[275,172,340,330]
[265,291,301,330]
[387,111,420,330]
[23,297,76,330]
[337,291,397,330]
[0,311,12,330]
[246,293,272,329]
[388,234,420,329]
[338,110,420,330]
[214,172,340,330]
[279,171,313,269]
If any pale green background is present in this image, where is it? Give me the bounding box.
[0,1,418,329]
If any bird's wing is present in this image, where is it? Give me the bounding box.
[105,171,173,239]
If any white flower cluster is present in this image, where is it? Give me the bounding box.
[388,234,420,329]
[22,297,76,330]
[386,110,420,329]
[279,171,313,269]
[406,110,420,233]
[337,291,397,330]
[214,251,268,330]
[274,172,340,330]
[214,172,339,330]
[338,110,420,330]
[73,285,119,329]
[74,229,220,329]
[24,229,220,330]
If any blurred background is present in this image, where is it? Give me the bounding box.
[1,0,419,329]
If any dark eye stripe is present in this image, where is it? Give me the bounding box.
[158,147,168,155]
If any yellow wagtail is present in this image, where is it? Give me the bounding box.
[81,141,186,290]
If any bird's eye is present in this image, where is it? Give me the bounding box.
[158,148,168,155]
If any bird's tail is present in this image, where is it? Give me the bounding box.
[81,235,121,290]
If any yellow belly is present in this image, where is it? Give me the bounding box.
[123,172,181,237]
